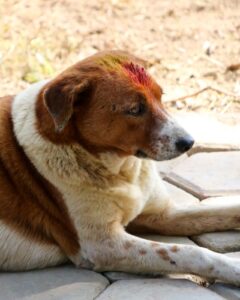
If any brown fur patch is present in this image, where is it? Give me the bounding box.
[124,241,133,250]
[0,96,80,257]
[139,249,147,255]
[170,245,179,253]
[234,216,240,223]
[156,248,170,261]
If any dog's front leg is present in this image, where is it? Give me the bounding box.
[78,226,240,286]
[128,196,240,236]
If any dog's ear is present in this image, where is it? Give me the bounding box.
[43,78,89,132]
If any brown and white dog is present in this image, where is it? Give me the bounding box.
[0,50,240,285]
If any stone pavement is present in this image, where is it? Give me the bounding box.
[1,113,240,300]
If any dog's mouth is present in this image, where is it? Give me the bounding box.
[135,148,180,161]
[134,138,194,161]
[135,149,148,159]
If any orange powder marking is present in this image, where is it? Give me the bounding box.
[97,54,127,72]
[97,54,152,89]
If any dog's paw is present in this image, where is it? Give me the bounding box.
[77,257,95,269]
[185,274,215,287]
[168,274,215,287]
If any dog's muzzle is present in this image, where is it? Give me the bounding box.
[135,118,195,161]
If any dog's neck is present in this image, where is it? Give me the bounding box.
[99,152,142,180]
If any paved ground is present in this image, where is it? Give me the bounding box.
[0,113,240,299]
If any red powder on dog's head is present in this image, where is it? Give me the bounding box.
[97,54,152,89]
[123,62,151,87]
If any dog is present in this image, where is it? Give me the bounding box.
[0,50,240,285]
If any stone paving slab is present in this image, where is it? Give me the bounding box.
[96,278,225,300]
[174,113,240,152]
[172,112,240,155]
[210,283,240,300]
[0,265,109,300]
[191,230,240,253]
[201,195,240,206]
[103,271,155,283]
[164,181,200,205]
[166,152,240,199]
[104,272,214,288]
[156,154,188,176]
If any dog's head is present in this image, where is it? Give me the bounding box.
[38,50,194,161]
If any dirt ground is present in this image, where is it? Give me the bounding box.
[0,0,240,113]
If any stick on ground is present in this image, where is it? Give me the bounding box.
[164,85,240,103]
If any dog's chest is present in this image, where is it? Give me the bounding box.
[58,160,156,232]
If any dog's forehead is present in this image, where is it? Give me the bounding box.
[92,53,163,100]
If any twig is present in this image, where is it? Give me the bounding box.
[164,85,240,103]
[201,55,225,68]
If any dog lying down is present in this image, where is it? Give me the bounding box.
[0,50,240,286]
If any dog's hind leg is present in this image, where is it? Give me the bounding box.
[127,196,240,236]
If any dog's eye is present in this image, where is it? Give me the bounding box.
[125,103,146,116]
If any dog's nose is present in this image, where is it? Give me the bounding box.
[175,137,194,153]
